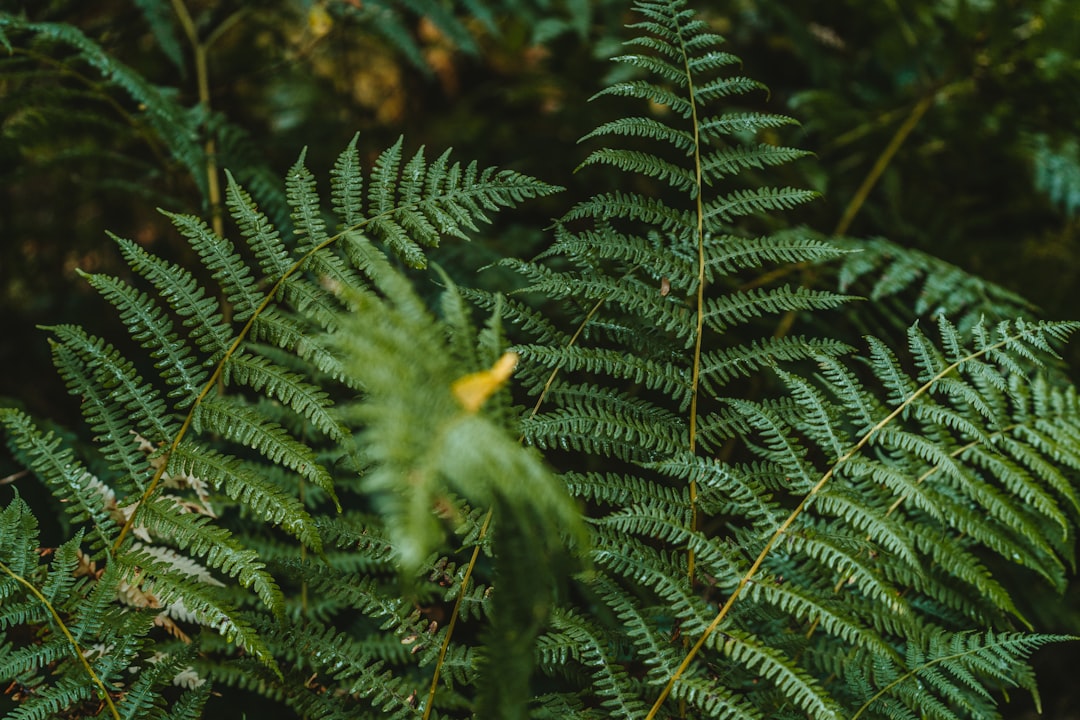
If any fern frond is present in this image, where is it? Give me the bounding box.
[854,630,1075,720]
[518,345,691,401]
[596,507,744,581]
[79,271,208,405]
[48,324,179,444]
[562,191,695,232]
[0,16,205,194]
[703,285,850,332]
[135,497,283,615]
[117,547,279,674]
[591,531,710,635]
[116,642,200,720]
[0,494,42,583]
[706,230,848,275]
[564,470,689,519]
[47,340,152,487]
[580,117,696,153]
[0,410,118,548]
[222,350,344,440]
[698,111,802,140]
[506,261,694,339]
[703,186,820,222]
[226,170,292,282]
[330,133,365,228]
[111,234,232,356]
[363,137,562,268]
[192,397,335,499]
[578,148,698,193]
[714,629,844,720]
[548,609,652,720]
[161,210,262,322]
[648,451,780,522]
[522,383,686,460]
[700,335,852,392]
[701,143,812,181]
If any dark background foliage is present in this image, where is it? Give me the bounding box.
[3,1,1080,716]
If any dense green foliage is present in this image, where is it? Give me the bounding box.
[3,1,1080,718]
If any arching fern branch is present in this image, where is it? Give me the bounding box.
[493,0,829,587]
[648,317,1080,717]
[111,133,560,551]
[0,14,207,196]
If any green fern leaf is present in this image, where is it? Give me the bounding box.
[192,397,338,507]
[222,350,345,440]
[79,271,208,405]
[161,210,262,322]
[716,629,844,720]
[226,170,292,282]
[0,409,118,548]
[111,234,233,356]
[136,497,284,615]
[48,324,179,444]
[330,133,365,228]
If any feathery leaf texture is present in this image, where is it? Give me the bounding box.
[4,1,1080,718]
[467,0,1080,717]
[1,131,555,717]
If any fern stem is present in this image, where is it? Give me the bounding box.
[678,0,706,591]
[833,92,933,237]
[422,509,493,720]
[170,0,232,352]
[169,0,216,222]
[112,226,349,551]
[425,297,606,716]
[0,559,121,720]
[645,333,1021,718]
[529,296,607,418]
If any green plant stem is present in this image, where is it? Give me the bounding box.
[834,92,933,237]
[764,89,935,349]
[422,509,492,720]
[170,0,234,241]
[0,559,121,720]
[169,0,240,390]
[170,0,217,230]
[423,296,607,719]
[682,14,706,591]
[110,216,391,550]
[645,333,1020,719]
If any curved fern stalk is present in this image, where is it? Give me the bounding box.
[645,318,1080,718]
[0,498,121,720]
[0,564,121,720]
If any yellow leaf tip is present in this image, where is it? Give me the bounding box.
[451,351,519,413]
